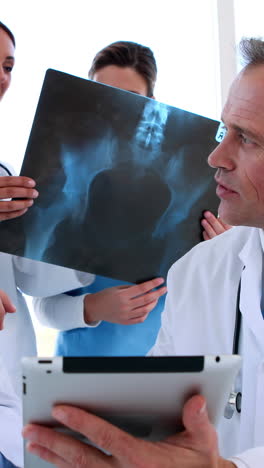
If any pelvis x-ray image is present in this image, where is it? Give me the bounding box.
[0,69,220,283]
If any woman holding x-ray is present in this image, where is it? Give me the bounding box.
[0,21,94,468]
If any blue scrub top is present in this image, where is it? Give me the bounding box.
[0,453,17,468]
[56,275,166,357]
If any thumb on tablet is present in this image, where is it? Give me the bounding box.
[181,395,218,452]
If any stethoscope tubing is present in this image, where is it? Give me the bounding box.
[0,163,13,177]
[226,276,243,418]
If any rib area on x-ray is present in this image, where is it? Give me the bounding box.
[0,69,220,283]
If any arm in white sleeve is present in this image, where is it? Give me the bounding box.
[228,448,264,468]
[13,256,94,297]
[33,293,100,331]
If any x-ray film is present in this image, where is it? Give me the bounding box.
[0,69,220,283]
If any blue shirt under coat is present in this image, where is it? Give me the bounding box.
[55,275,166,356]
[0,454,17,468]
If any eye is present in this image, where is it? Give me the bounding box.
[240,133,255,145]
[4,66,13,73]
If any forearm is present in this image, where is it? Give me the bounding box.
[33,293,100,331]
[13,257,94,297]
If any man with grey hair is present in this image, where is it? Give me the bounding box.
[23,37,264,467]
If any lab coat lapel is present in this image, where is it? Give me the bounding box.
[239,228,264,354]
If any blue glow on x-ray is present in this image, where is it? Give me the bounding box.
[24,96,212,271]
[60,130,117,223]
[151,147,211,239]
[129,100,210,240]
[24,131,117,260]
[133,101,169,157]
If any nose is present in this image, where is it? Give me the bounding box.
[208,136,236,171]
[0,66,7,84]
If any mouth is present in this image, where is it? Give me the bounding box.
[215,180,238,199]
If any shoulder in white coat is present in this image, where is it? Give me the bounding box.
[150,226,256,356]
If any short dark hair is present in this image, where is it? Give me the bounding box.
[88,41,157,97]
[239,37,264,68]
[0,21,15,47]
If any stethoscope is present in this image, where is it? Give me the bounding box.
[224,277,242,419]
[0,163,13,203]
[0,162,12,177]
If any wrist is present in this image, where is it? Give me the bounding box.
[84,294,97,324]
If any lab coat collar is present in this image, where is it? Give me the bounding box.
[239,228,264,354]
[259,228,264,252]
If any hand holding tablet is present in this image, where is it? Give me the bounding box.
[22,355,241,468]
[24,394,237,468]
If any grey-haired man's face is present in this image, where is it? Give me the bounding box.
[208,65,264,229]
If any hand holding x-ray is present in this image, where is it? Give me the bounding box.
[84,277,167,325]
[201,210,232,241]
[0,175,38,221]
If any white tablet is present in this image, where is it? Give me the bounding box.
[22,355,241,468]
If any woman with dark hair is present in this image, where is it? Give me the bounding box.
[88,40,157,97]
[0,21,93,468]
[0,21,24,468]
[0,21,15,100]
[0,22,38,219]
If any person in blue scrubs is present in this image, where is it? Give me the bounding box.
[55,41,167,357]
[36,41,230,358]
[57,277,166,356]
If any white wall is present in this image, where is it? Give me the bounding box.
[234,0,264,41]
[1,0,221,173]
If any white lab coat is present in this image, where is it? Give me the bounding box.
[0,358,22,468]
[0,252,93,467]
[0,253,94,395]
[150,226,264,468]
